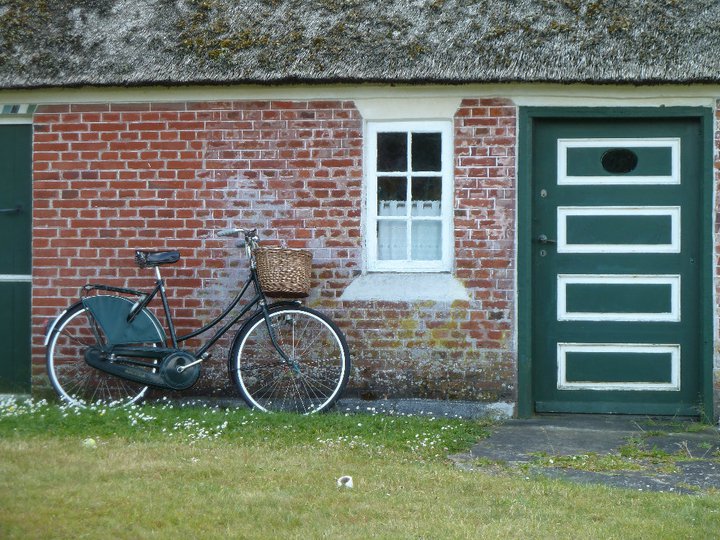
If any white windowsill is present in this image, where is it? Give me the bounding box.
[340,273,470,302]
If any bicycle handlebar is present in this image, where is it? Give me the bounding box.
[216,228,258,239]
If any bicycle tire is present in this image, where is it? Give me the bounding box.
[229,306,350,414]
[46,303,162,408]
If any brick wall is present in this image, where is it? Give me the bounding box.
[327,99,517,401]
[31,98,517,403]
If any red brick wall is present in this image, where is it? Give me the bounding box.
[31,98,517,403]
[327,99,517,401]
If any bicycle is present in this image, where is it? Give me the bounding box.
[44,228,351,414]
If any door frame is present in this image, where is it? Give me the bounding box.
[517,107,715,420]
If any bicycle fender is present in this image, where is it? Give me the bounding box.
[43,302,82,347]
[267,300,303,310]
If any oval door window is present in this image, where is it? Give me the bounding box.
[601,148,638,174]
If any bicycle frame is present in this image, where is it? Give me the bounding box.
[83,262,294,368]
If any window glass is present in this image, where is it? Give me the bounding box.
[377,132,407,172]
[601,148,638,174]
[411,177,442,216]
[368,122,451,271]
[411,132,442,171]
[377,177,407,216]
[377,222,407,260]
[411,221,442,260]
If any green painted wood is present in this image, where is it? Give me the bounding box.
[567,146,672,177]
[0,282,31,393]
[516,108,535,419]
[535,400,699,416]
[565,214,673,246]
[565,283,672,315]
[0,125,32,393]
[565,351,673,384]
[527,113,705,416]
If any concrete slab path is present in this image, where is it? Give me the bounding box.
[462,415,720,494]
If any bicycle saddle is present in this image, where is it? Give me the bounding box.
[135,250,181,268]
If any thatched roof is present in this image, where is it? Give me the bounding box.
[2,0,720,89]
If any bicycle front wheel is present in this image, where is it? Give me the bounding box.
[230,306,350,414]
[46,304,155,408]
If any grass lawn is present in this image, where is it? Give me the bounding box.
[1,398,719,539]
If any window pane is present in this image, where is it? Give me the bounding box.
[411,221,442,260]
[377,132,407,172]
[377,221,407,260]
[411,177,442,216]
[411,132,442,171]
[378,177,407,216]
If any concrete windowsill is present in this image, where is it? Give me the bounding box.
[340,273,470,302]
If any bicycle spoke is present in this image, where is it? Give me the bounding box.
[233,307,349,414]
[299,370,341,394]
[59,328,93,348]
[276,318,329,412]
[292,324,324,358]
[64,370,93,398]
[288,370,309,412]
[296,373,327,413]
[241,366,284,400]
[47,305,155,408]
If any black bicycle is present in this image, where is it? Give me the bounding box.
[44,228,350,414]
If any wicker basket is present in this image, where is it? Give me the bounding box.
[254,247,312,298]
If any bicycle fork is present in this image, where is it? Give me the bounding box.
[260,302,301,375]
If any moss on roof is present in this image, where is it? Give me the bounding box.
[1,0,720,89]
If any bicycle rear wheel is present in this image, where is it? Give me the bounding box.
[46,304,158,408]
[229,306,350,414]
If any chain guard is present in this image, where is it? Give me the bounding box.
[84,348,200,391]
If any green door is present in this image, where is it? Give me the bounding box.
[530,115,706,415]
[0,124,32,394]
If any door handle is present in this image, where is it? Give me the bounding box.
[0,205,21,215]
[537,234,557,245]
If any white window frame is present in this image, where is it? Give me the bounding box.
[366,121,454,272]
